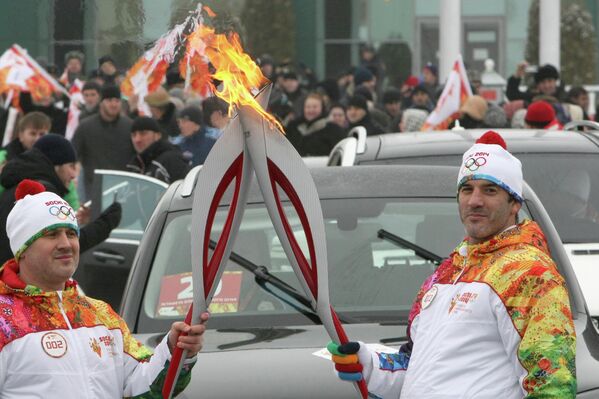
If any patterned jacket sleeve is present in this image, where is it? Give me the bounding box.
[108,308,195,398]
[498,258,576,398]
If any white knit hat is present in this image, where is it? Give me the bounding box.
[6,180,79,260]
[457,131,523,203]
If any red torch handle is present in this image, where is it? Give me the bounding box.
[330,307,368,398]
[162,304,193,399]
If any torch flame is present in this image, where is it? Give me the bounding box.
[196,21,284,132]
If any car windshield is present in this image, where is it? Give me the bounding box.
[139,197,531,333]
[364,153,599,243]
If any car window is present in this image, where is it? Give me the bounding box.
[94,171,168,241]
[138,197,531,333]
[362,153,599,243]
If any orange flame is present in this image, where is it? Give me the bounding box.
[198,24,284,133]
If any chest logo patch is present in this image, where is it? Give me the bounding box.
[421,285,438,309]
[41,332,68,358]
[448,291,479,314]
[90,337,102,358]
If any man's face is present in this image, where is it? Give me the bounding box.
[100,61,116,76]
[458,180,521,244]
[346,106,367,124]
[537,78,557,96]
[177,118,200,137]
[19,228,79,291]
[423,69,436,85]
[18,127,48,149]
[282,78,299,94]
[384,101,401,117]
[100,97,121,120]
[328,107,347,128]
[412,91,430,107]
[131,130,161,153]
[82,89,100,109]
[66,58,82,74]
[54,162,78,189]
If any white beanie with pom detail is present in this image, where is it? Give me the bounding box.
[457,131,523,203]
[6,179,79,260]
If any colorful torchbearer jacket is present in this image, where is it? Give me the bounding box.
[357,220,576,398]
[0,259,194,399]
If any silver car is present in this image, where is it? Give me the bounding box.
[330,127,599,320]
[120,165,599,397]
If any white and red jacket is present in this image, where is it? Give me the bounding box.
[0,259,194,398]
[357,220,576,398]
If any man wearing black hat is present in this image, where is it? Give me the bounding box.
[127,116,190,183]
[346,94,386,136]
[72,85,134,200]
[506,62,565,103]
[173,106,216,166]
[0,134,122,264]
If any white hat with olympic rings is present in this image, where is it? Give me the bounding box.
[457,131,523,203]
[6,180,79,260]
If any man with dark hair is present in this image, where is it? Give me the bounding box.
[202,97,230,140]
[346,95,386,136]
[329,131,576,398]
[127,116,190,183]
[174,106,215,166]
[507,62,564,103]
[72,85,134,200]
[79,81,102,121]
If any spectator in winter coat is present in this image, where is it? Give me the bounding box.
[173,106,216,166]
[286,93,347,156]
[0,134,122,264]
[524,101,562,130]
[346,95,386,136]
[127,117,190,184]
[0,112,50,168]
[202,97,230,140]
[506,63,565,103]
[144,87,180,139]
[456,95,488,129]
[78,81,101,121]
[72,85,134,201]
[328,104,348,130]
[410,85,435,112]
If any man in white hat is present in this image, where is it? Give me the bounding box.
[0,180,209,398]
[328,131,576,398]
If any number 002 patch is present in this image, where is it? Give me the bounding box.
[41,332,68,358]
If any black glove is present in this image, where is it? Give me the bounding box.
[99,202,122,230]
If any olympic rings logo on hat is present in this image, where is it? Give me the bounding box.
[464,157,487,171]
[49,205,76,221]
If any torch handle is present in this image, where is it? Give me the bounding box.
[324,306,369,399]
[162,304,193,399]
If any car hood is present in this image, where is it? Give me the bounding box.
[135,323,403,398]
[564,243,599,316]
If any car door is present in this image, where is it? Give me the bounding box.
[75,169,168,310]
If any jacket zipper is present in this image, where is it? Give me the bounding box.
[57,293,92,399]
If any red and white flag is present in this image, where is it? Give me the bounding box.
[65,79,84,140]
[421,55,472,131]
[0,44,68,107]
